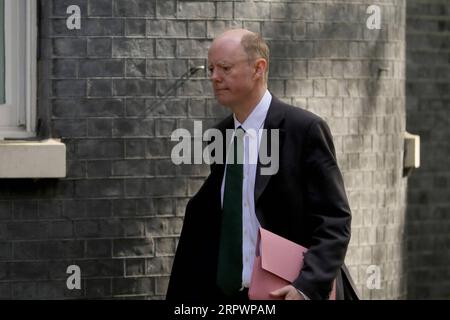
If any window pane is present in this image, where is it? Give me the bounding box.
[0,0,4,104]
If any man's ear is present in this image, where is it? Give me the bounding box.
[254,58,267,80]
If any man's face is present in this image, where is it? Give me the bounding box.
[207,38,256,108]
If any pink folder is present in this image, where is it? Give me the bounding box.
[248,227,336,300]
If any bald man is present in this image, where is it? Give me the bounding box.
[166,29,358,301]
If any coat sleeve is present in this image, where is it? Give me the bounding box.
[292,118,352,300]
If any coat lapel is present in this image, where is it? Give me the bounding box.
[254,96,286,224]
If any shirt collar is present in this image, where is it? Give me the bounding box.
[233,90,272,137]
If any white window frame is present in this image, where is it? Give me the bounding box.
[0,0,37,139]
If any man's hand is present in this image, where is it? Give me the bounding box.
[270,285,305,300]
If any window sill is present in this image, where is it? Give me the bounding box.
[0,138,66,178]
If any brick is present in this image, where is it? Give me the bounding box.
[12,201,38,220]
[112,160,151,176]
[146,59,187,78]
[112,119,154,137]
[87,160,113,178]
[207,20,242,39]
[11,282,37,299]
[48,221,74,239]
[314,40,349,58]
[0,202,11,220]
[155,237,176,256]
[125,99,145,117]
[112,199,137,217]
[286,80,313,97]
[125,19,146,36]
[13,242,38,260]
[147,20,166,37]
[270,41,314,59]
[113,0,156,17]
[166,20,187,37]
[270,3,313,21]
[7,222,49,240]
[38,201,63,219]
[77,139,124,159]
[75,259,123,277]
[146,256,173,275]
[0,242,12,261]
[9,262,49,280]
[177,2,215,19]
[52,99,124,118]
[308,60,332,78]
[156,39,176,58]
[86,200,112,218]
[75,179,123,197]
[154,159,176,176]
[113,39,154,58]
[79,59,124,77]
[87,79,112,97]
[262,22,292,40]
[156,0,176,18]
[146,217,184,237]
[155,119,177,137]
[125,258,146,276]
[177,39,211,58]
[145,99,187,118]
[87,118,113,137]
[85,239,112,258]
[0,283,10,299]
[74,220,100,238]
[116,219,146,237]
[125,139,146,158]
[313,79,326,97]
[136,199,155,216]
[85,19,124,36]
[38,240,84,259]
[112,277,154,296]
[87,38,112,57]
[85,278,112,298]
[52,119,87,138]
[89,0,112,16]
[156,276,170,296]
[235,2,270,20]
[113,79,155,96]
[53,80,86,97]
[113,238,154,257]
[217,2,233,19]
[125,179,147,197]
[126,59,146,77]
[53,59,78,78]
[63,200,86,218]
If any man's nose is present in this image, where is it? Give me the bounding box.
[209,69,221,82]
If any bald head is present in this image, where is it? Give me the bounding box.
[210,29,270,82]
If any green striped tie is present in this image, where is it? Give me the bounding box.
[217,126,245,295]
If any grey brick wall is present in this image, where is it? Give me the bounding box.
[0,0,413,299]
[405,0,450,299]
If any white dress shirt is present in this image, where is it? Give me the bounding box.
[220,89,272,289]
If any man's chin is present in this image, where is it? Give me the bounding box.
[214,96,232,107]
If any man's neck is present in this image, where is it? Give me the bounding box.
[232,86,267,124]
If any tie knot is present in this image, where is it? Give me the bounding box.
[235,126,245,139]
